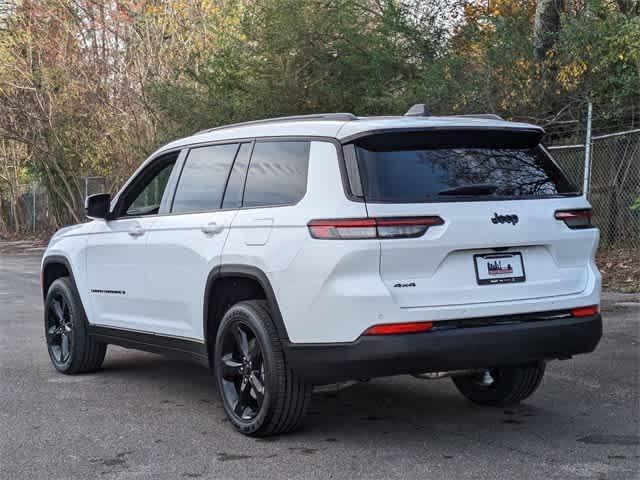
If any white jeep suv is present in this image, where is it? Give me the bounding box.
[41,106,602,436]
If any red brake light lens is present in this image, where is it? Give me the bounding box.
[571,305,599,317]
[364,321,433,335]
[308,217,444,239]
[306,218,377,239]
[555,209,594,229]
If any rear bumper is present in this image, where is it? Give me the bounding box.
[285,313,602,385]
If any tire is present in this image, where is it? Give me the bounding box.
[214,300,311,436]
[44,277,107,374]
[451,362,546,407]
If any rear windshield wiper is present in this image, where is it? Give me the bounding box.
[438,184,499,196]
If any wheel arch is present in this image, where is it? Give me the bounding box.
[42,255,76,300]
[203,265,290,368]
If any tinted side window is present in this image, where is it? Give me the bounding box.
[172,144,238,213]
[243,141,310,208]
[123,156,177,217]
[222,143,252,209]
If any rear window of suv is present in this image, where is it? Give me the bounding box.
[351,130,577,203]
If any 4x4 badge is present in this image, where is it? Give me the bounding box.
[491,213,519,225]
[393,282,416,288]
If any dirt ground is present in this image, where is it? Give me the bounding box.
[597,248,640,293]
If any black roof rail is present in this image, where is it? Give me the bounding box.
[195,113,357,135]
[454,113,504,121]
[404,104,431,117]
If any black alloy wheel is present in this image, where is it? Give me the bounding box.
[219,321,266,421]
[46,292,74,365]
[44,277,107,374]
[214,300,311,436]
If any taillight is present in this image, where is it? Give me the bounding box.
[307,218,377,239]
[571,305,599,317]
[376,217,444,238]
[308,216,444,239]
[364,321,433,335]
[555,209,594,229]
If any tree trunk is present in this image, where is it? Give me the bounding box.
[10,185,25,232]
[533,0,563,62]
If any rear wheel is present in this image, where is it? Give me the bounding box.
[452,362,545,406]
[214,300,311,436]
[44,277,107,374]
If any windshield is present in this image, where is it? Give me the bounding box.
[354,140,576,203]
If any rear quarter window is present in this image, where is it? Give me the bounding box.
[243,141,310,207]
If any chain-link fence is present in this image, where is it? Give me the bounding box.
[0,183,52,232]
[546,145,585,187]
[84,176,109,200]
[0,177,109,233]
[548,129,640,249]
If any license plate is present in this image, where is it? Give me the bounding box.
[474,252,526,285]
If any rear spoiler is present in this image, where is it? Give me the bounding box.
[340,126,545,150]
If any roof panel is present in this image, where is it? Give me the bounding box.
[154,115,543,156]
[157,120,347,154]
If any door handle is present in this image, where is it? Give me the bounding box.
[127,226,145,237]
[201,222,224,235]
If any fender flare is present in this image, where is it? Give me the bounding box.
[41,254,94,327]
[41,254,76,300]
[203,264,291,351]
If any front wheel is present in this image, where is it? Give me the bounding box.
[452,362,546,406]
[44,277,107,374]
[214,300,311,436]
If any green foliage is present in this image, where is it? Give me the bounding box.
[2,0,639,229]
[148,0,453,141]
[409,1,541,117]
[149,0,640,138]
[555,3,640,120]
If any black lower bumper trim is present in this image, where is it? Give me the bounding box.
[285,314,602,385]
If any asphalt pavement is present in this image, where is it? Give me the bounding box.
[1,251,638,479]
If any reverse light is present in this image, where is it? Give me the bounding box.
[555,209,594,229]
[308,217,444,240]
[364,321,434,335]
[571,305,599,317]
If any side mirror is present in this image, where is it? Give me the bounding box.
[85,193,112,220]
